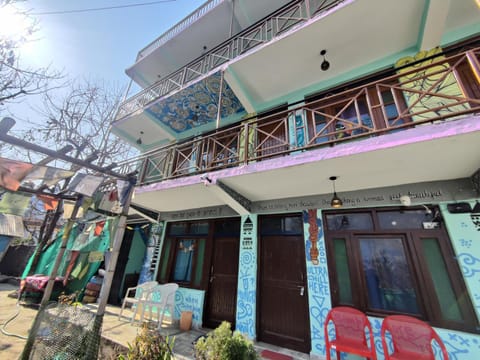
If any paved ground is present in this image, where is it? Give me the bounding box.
[0,282,203,359]
[0,281,310,359]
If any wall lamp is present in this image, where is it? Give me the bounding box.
[329,176,342,208]
[200,173,212,185]
[320,49,330,71]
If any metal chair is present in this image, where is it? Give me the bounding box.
[381,315,449,360]
[140,283,179,330]
[118,280,157,322]
[324,306,377,360]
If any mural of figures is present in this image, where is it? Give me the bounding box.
[235,215,257,339]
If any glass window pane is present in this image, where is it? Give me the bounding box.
[326,213,374,231]
[422,238,463,322]
[313,114,330,144]
[214,219,240,236]
[359,237,420,315]
[194,239,206,287]
[190,222,209,235]
[159,238,172,282]
[378,210,431,229]
[169,223,187,235]
[172,239,195,282]
[260,216,303,235]
[334,238,353,304]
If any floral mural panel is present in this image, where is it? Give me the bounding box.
[146,72,245,134]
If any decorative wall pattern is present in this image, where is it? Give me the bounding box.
[235,215,257,339]
[303,205,480,360]
[303,209,332,357]
[139,223,163,284]
[442,202,480,321]
[395,47,469,121]
[174,287,205,329]
[367,317,480,360]
[146,71,245,134]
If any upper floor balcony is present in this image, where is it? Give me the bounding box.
[112,0,479,150]
[124,0,331,89]
[116,47,480,191]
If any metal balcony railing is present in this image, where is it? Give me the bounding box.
[115,0,344,121]
[114,48,480,185]
[136,0,225,61]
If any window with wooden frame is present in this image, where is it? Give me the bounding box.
[157,218,241,289]
[324,207,479,333]
[158,221,210,288]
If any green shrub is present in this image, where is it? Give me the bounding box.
[194,321,258,360]
[118,324,174,360]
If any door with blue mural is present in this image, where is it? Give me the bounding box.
[258,215,310,353]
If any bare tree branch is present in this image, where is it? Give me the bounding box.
[0,1,63,110]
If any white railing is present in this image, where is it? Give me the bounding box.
[136,0,225,60]
[116,0,343,121]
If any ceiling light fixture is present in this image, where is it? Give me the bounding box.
[320,49,330,71]
[136,131,144,145]
[329,176,342,208]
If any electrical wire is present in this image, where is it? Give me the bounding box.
[1,303,28,340]
[31,0,177,16]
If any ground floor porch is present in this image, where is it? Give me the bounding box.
[0,281,309,359]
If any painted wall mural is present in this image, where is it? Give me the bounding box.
[235,215,257,339]
[146,71,245,134]
[139,223,163,284]
[395,47,469,122]
[367,317,480,360]
[442,202,480,322]
[303,209,332,357]
[174,287,205,329]
[304,205,480,359]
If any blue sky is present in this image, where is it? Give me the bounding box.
[18,0,205,85]
[3,0,205,127]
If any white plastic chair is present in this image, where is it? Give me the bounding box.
[140,283,179,330]
[118,280,157,322]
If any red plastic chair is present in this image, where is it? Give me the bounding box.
[324,306,377,360]
[381,315,449,360]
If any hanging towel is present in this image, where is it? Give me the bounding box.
[37,194,59,211]
[0,157,33,191]
[94,220,105,236]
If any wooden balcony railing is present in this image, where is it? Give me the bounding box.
[115,0,344,121]
[115,48,480,185]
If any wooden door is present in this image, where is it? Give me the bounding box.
[258,235,310,353]
[204,236,239,328]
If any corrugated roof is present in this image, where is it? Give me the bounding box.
[0,214,26,237]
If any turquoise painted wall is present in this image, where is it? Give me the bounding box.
[120,227,147,297]
[304,203,480,359]
[235,214,258,339]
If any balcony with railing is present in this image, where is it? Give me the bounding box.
[115,47,480,186]
[136,0,226,61]
[115,0,344,121]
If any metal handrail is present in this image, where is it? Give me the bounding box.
[115,48,480,184]
[116,0,344,121]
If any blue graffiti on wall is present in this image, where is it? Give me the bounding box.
[174,287,205,328]
[235,215,257,338]
[303,209,332,356]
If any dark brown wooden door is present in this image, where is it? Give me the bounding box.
[258,235,310,353]
[204,236,239,328]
